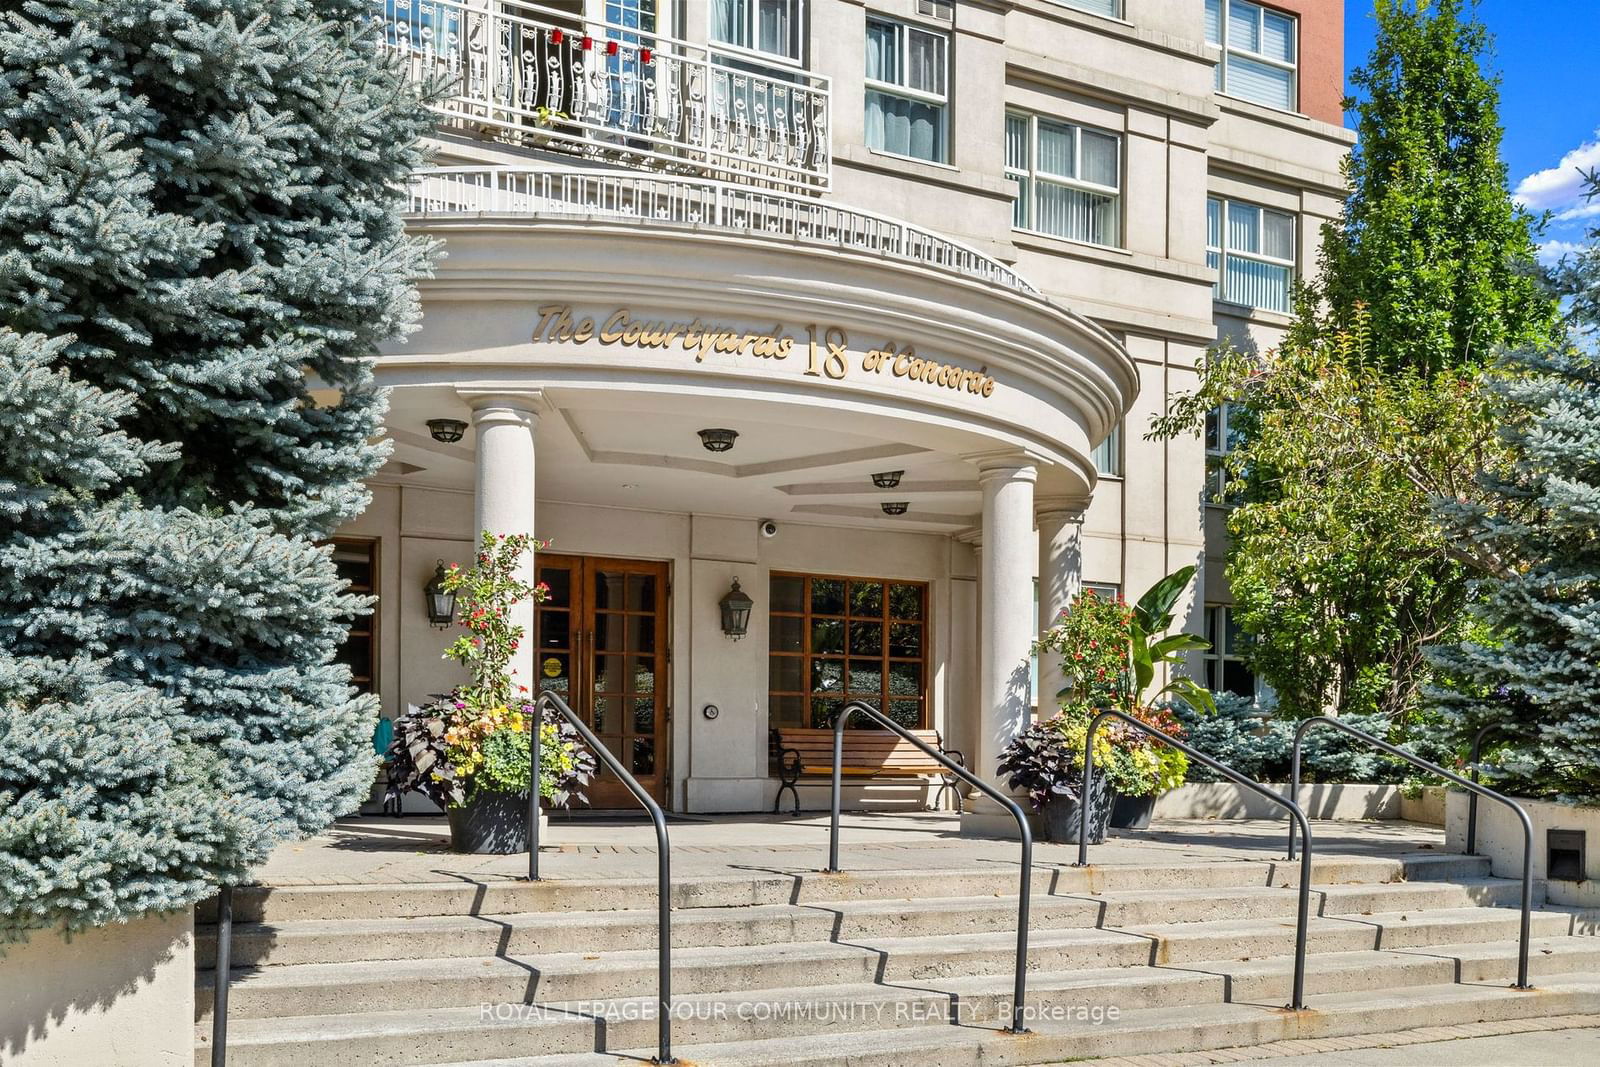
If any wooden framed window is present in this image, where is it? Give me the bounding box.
[331,538,378,694]
[769,573,928,730]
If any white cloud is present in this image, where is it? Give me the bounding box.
[1515,132,1600,212]
[1554,200,1600,223]
[1537,239,1584,266]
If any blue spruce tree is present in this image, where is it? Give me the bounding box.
[0,0,435,935]
[1431,174,1600,803]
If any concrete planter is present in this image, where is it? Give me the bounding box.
[447,792,547,854]
[1401,785,1447,826]
[1153,781,1403,821]
[0,910,193,1066]
[1445,790,1600,908]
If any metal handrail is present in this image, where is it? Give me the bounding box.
[1288,715,1534,991]
[1078,709,1313,1010]
[825,700,1034,1035]
[1467,722,1498,856]
[210,885,233,1066]
[533,690,677,1063]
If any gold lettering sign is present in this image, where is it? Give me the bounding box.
[531,304,996,400]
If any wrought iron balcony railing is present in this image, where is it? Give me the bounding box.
[378,0,832,191]
[408,166,1039,294]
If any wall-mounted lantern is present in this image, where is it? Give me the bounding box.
[719,577,754,640]
[423,560,457,628]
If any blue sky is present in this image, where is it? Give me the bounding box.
[1343,1,1600,262]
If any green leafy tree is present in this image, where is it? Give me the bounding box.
[1429,175,1600,802]
[1298,0,1561,374]
[0,0,434,938]
[1155,0,1557,722]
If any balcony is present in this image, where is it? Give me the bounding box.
[378,0,832,191]
[407,166,1039,294]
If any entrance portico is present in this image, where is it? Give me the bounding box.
[339,167,1139,826]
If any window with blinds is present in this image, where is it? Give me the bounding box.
[1205,0,1297,112]
[1005,112,1122,247]
[1207,196,1296,312]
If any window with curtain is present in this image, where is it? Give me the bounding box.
[864,16,949,163]
[712,0,803,62]
[1204,0,1297,112]
[1005,112,1121,247]
[1207,196,1295,312]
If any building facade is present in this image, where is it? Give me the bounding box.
[337,0,1353,820]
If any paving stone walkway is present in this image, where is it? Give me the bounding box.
[257,811,1452,885]
[1076,1015,1600,1066]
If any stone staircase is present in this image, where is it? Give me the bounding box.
[193,851,1600,1066]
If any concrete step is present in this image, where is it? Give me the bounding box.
[195,903,1586,1021]
[196,970,1600,1067]
[193,851,1489,925]
[195,875,1535,969]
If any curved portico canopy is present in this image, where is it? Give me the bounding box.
[374,167,1139,532]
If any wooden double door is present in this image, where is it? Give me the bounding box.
[534,555,670,807]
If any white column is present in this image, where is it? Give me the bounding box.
[963,455,1037,836]
[1035,498,1087,720]
[464,390,540,692]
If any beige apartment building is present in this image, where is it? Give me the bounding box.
[337,0,1354,823]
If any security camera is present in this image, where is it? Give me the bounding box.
[758,519,779,539]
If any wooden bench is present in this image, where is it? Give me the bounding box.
[770,727,964,816]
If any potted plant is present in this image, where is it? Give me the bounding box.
[386,532,594,853]
[996,716,1119,843]
[1031,567,1214,833]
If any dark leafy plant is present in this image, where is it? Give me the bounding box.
[997,721,1108,811]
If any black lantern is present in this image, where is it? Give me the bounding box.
[423,560,457,628]
[881,502,909,516]
[698,428,739,453]
[719,577,754,639]
[871,470,904,489]
[427,418,467,443]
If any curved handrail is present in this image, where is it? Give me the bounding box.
[1079,709,1313,1011]
[826,700,1034,1034]
[1467,722,1498,856]
[534,690,677,1063]
[1288,715,1533,991]
[406,165,1041,295]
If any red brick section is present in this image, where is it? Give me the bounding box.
[1267,0,1344,125]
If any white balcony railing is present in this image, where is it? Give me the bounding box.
[408,167,1039,294]
[378,0,831,191]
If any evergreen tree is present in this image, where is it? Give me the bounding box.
[0,0,434,936]
[1299,0,1562,374]
[1430,175,1600,802]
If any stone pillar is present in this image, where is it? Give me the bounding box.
[464,390,540,692]
[962,454,1037,837]
[1035,498,1088,720]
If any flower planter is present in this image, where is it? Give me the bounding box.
[1040,774,1117,844]
[1110,792,1157,830]
[448,791,546,854]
